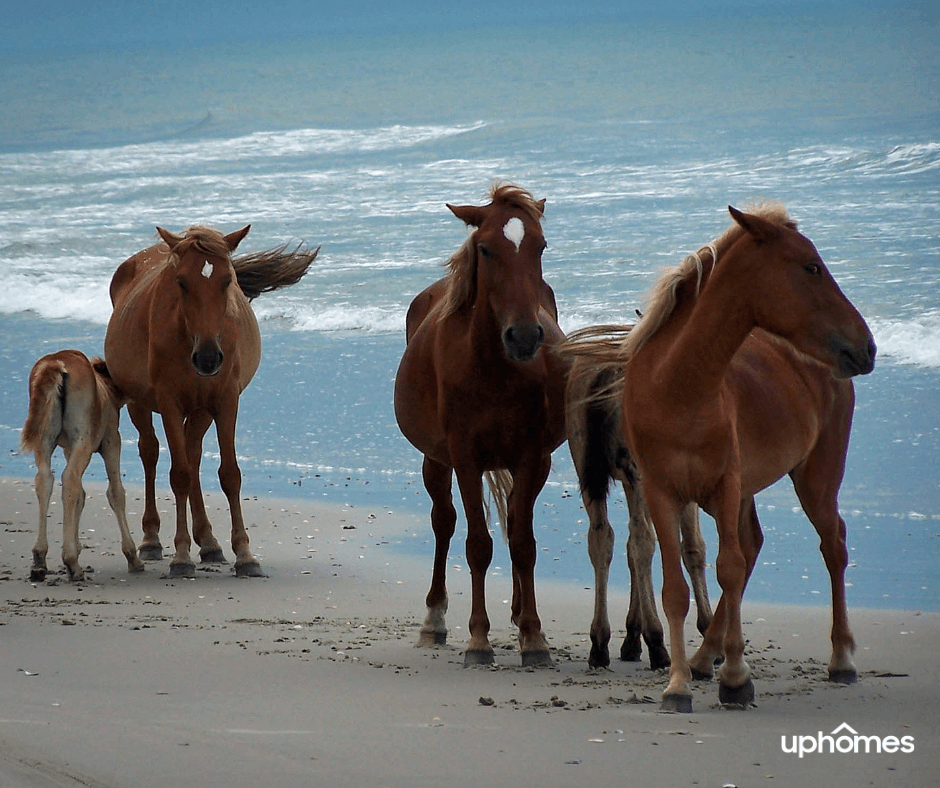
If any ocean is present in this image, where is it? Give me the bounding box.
[1,7,937,611]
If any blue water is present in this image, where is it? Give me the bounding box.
[1,5,938,610]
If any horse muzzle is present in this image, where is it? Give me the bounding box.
[503,323,545,362]
[192,339,224,377]
[833,335,876,378]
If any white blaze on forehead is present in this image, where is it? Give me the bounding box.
[201,260,214,279]
[503,217,525,251]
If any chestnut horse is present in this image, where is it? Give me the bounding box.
[564,331,712,670]
[105,226,317,578]
[21,350,144,581]
[609,204,875,711]
[394,184,568,666]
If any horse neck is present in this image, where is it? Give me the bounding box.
[653,261,756,401]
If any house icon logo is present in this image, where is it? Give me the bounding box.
[781,722,915,758]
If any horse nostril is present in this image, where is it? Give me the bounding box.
[192,345,224,376]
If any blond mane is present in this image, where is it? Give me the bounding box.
[622,201,794,357]
[438,183,545,319]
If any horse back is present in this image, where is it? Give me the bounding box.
[109,242,169,308]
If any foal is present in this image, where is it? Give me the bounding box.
[21,350,144,581]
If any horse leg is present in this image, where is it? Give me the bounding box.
[60,444,93,581]
[584,492,615,668]
[452,461,494,665]
[128,403,163,561]
[214,398,263,577]
[506,453,552,667]
[99,424,144,573]
[185,410,226,564]
[417,457,456,648]
[623,475,669,669]
[689,496,762,680]
[791,462,857,684]
[679,503,713,637]
[158,409,197,578]
[644,484,693,711]
[710,482,755,708]
[29,445,55,582]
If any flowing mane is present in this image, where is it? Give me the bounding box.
[622,201,794,357]
[438,183,545,319]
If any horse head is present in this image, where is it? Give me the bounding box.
[447,185,549,362]
[727,206,876,378]
[157,225,250,377]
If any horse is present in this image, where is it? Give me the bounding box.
[20,350,144,581]
[394,183,569,667]
[104,226,318,578]
[563,327,712,670]
[607,203,874,711]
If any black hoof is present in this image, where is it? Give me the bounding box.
[139,545,164,562]
[690,665,713,681]
[648,643,671,671]
[661,693,693,713]
[464,649,495,667]
[620,634,642,662]
[719,678,755,708]
[828,668,858,685]
[234,561,266,578]
[521,650,553,668]
[589,644,611,669]
[168,562,196,579]
[199,547,227,564]
[29,567,47,582]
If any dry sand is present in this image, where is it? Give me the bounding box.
[0,475,936,787]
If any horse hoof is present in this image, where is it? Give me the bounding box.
[828,668,858,685]
[464,649,495,667]
[648,644,671,671]
[234,561,266,578]
[719,678,755,708]
[416,631,446,648]
[521,650,553,668]
[128,560,146,574]
[691,665,713,681]
[138,545,163,562]
[29,568,47,582]
[589,645,611,669]
[168,562,196,579]
[199,548,227,564]
[661,692,693,713]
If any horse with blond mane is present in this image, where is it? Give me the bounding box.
[394,183,568,666]
[105,225,317,578]
[578,203,874,711]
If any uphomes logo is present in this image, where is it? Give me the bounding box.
[782,723,915,758]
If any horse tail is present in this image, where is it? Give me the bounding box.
[21,358,67,454]
[556,324,633,406]
[484,469,513,543]
[232,242,320,300]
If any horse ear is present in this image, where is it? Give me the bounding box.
[535,198,546,216]
[729,206,780,244]
[447,203,487,228]
[156,226,182,250]
[224,225,251,252]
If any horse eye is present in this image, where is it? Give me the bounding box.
[804,263,821,276]
[478,245,492,259]
[176,276,189,293]
[221,276,232,289]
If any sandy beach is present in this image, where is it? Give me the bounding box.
[0,474,936,787]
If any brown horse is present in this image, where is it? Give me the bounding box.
[105,226,317,578]
[608,203,875,711]
[564,330,712,670]
[394,183,569,666]
[21,350,144,581]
